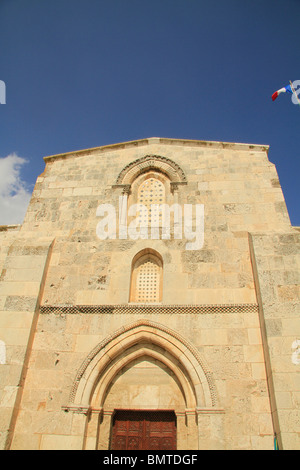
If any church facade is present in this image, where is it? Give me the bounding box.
[0,137,299,450]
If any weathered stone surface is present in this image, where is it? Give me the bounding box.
[0,137,298,450]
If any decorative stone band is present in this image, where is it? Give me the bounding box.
[40,303,258,316]
[115,154,188,185]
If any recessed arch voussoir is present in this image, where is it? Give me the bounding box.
[69,319,218,409]
[91,343,196,409]
[115,155,187,185]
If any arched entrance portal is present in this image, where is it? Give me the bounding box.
[66,319,220,450]
[103,351,186,451]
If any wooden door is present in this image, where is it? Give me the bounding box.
[111,410,177,450]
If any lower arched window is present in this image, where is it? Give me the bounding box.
[129,249,163,303]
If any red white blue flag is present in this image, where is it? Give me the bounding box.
[272,84,293,101]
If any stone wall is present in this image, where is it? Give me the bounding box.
[10,306,272,450]
[0,235,53,449]
[21,138,289,308]
[250,230,300,450]
[0,138,298,450]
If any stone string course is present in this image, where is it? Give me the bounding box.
[40,303,259,315]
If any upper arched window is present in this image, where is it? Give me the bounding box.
[114,156,187,240]
[129,249,163,303]
[136,174,166,228]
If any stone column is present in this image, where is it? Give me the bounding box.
[97,409,114,450]
[85,408,102,450]
[175,411,187,450]
[185,409,198,449]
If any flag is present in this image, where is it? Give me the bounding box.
[272,84,293,101]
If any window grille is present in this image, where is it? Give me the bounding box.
[137,177,165,227]
[129,250,163,303]
[135,258,160,303]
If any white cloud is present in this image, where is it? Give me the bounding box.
[0,153,32,225]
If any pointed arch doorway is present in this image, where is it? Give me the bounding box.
[96,347,188,450]
[66,319,220,450]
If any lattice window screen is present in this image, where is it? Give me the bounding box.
[137,178,165,227]
[135,258,160,303]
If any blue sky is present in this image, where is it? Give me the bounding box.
[0,0,299,225]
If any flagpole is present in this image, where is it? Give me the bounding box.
[289,80,300,106]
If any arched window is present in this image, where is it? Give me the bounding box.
[114,156,187,236]
[129,249,163,303]
[136,172,166,228]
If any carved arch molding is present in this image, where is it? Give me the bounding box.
[65,319,218,412]
[113,155,187,193]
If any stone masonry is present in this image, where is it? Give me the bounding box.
[0,137,299,450]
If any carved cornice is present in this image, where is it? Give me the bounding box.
[43,137,269,163]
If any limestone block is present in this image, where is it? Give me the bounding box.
[251,363,268,380]
[0,281,41,297]
[0,327,30,346]
[40,434,83,450]
[250,435,273,450]
[243,345,264,363]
